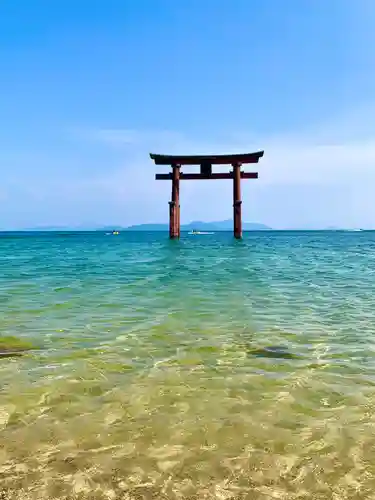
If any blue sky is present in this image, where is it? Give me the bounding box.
[1,0,375,229]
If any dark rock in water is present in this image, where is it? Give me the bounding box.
[0,336,35,359]
[0,351,24,358]
[247,345,298,360]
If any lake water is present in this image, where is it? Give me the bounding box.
[1,230,375,499]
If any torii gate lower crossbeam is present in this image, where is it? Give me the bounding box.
[150,152,264,239]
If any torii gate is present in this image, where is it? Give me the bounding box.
[150,151,264,239]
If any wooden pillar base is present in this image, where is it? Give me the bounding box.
[177,204,181,238]
[233,200,242,239]
[232,162,242,239]
[169,201,179,239]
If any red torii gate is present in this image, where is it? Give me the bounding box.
[150,151,264,239]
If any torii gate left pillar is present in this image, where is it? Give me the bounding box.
[150,151,264,239]
[233,162,242,239]
[169,164,180,239]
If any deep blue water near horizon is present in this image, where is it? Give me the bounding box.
[1,230,375,499]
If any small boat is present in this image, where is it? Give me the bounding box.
[188,229,214,235]
[112,230,120,235]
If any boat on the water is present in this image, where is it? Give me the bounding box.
[188,229,214,235]
[112,230,120,235]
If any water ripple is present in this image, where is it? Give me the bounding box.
[1,231,375,498]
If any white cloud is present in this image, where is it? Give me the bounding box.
[2,103,375,229]
[89,120,375,187]
[76,105,375,228]
[259,139,375,185]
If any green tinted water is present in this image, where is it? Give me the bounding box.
[1,231,375,499]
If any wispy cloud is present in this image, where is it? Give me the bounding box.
[2,103,375,229]
[72,103,375,228]
[85,104,375,187]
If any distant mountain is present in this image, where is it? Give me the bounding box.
[122,223,170,231]
[22,226,75,231]
[283,226,360,231]
[23,224,102,231]
[122,220,272,231]
[18,220,272,232]
[24,224,123,232]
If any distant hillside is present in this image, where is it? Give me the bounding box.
[122,223,169,231]
[20,220,272,232]
[24,226,73,231]
[24,225,105,231]
[123,220,272,231]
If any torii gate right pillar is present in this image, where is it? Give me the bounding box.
[232,162,242,239]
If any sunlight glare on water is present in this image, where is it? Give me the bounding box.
[1,231,375,499]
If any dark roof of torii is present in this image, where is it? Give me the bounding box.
[149,151,264,166]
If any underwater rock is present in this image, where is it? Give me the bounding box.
[0,336,34,358]
[0,351,24,358]
[247,345,298,360]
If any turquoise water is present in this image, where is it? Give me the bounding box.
[1,230,375,499]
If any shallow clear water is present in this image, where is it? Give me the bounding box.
[1,230,375,499]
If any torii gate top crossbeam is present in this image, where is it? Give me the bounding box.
[149,151,264,166]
